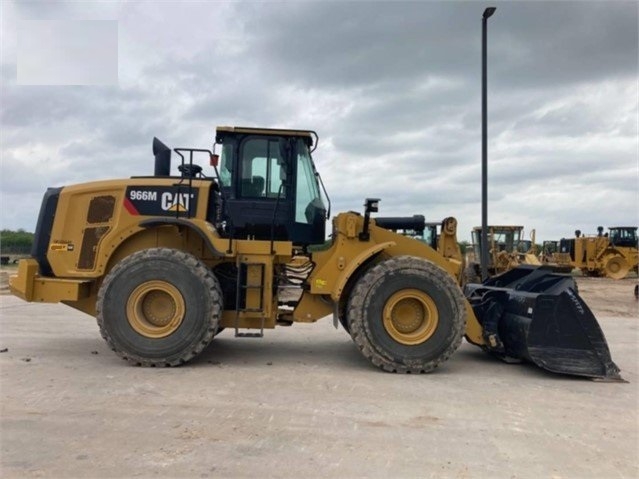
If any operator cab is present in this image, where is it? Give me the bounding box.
[471,226,523,264]
[214,126,328,246]
[608,226,638,248]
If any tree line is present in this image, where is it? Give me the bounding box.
[0,229,34,255]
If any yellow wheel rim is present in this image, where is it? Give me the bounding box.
[126,281,185,338]
[605,256,629,280]
[383,289,439,345]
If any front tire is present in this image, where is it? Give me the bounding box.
[347,256,466,373]
[96,248,223,366]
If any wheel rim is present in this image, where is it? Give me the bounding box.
[126,281,186,338]
[383,289,439,345]
[605,256,629,280]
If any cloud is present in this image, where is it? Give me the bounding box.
[0,0,637,243]
[17,20,118,86]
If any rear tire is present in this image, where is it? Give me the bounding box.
[96,248,223,366]
[347,256,466,373]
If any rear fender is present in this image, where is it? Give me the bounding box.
[103,218,225,275]
[138,217,225,258]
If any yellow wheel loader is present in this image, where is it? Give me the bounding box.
[10,127,622,379]
[556,227,638,279]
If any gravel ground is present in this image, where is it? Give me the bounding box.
[0,275,637,478]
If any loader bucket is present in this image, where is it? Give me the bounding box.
[465,266,623,381]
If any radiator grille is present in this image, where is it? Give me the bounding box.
[78,226,110,270]
[86,195,115,224]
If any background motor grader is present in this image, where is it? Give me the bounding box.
[9,127,621,379]
[464,225,540,283]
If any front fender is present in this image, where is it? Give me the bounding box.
[309,240,395,301]
[330,241,395,301]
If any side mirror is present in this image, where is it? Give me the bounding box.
[210,153,219,167]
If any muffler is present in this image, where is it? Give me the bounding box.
[465,265,623,381]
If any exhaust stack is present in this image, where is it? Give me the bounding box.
[153,137,171,176]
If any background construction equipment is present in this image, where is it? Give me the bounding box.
[555,227,638,279]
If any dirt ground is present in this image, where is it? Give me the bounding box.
[0,270,11,295]
[0,271,637,478]
[572,274,638,318]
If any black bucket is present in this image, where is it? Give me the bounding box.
[465,265,623,381]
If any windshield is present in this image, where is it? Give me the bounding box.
[295,139,323,224]
[611,228,637,241]
[609,227,638,246]
[517,240,532,253]
[492,229,519,252]
[219,142,234,187]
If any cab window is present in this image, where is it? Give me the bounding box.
[240,138,286,198]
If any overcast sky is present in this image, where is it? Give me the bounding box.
[1,0,637,243]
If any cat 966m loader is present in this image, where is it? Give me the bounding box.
[10,127,622,380]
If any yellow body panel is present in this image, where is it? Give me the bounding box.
[45,178,227,278]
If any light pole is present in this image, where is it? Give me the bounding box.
[481,7,496,281]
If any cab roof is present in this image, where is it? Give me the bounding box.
[472,225,524,231]
[216,126,315,143]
